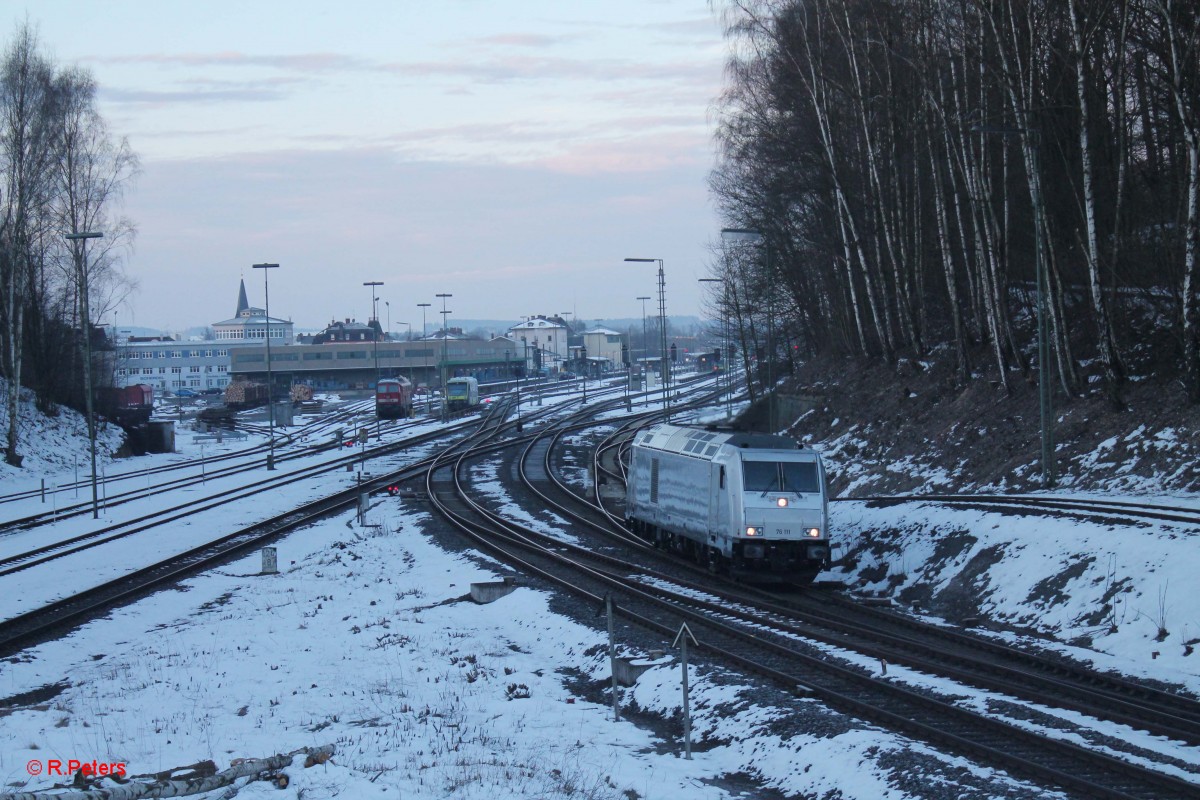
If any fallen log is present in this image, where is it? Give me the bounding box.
[0,745,334,800]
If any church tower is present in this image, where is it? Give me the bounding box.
[236,278,250,316]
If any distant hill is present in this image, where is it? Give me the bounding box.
[448,317,704,337]
[112,326,170,339]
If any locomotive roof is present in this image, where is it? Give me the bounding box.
[634,423,808,459]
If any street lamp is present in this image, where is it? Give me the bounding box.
[65,230,103,518]
[721,229,770,431]
[436,293,452,421]
[417,302,431,406]
[972,124,1054,488]
[396,321,413,386]
[636,296,651,396]
[560,311,572,376]
[364,281,383,384]
[364,281,384,437]
[626,260,669,421]
[252,262,280,469]
[699,277,733,418]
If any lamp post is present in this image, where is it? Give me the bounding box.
[626,260,669,421]
[517,338,526,431]
[252,262,280,469]
[364,281,383,385]
[417,302,431,406]
[436,293,452,422]
[560,311,572,377]
[397,321,413,386]
[972,124,1054,488]
[636,296,651,394]
[65,230,103,518]
[699,277,732,418]
[364,281,384,436]
[721,229,770,431]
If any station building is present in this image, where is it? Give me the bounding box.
[112,280,294,393]
[228,334,526,392]
[581,326,626,370]
[507,315,570,372]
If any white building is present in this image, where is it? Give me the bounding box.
[112,279,294,393]
[582,326,626,370]
[211,279,295,345]
[507,315,569,373]
[112,337,234,393]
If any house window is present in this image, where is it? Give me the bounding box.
[117,369,126,377]
[143,368,153,375]
[158,368,166,374]
[171,367,182,374]
[189,366,201,373]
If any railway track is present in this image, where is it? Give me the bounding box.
[0,397,382,515]
[857,493,1200,530]
[415,395,1200,800]
[0,376,679,656]
[0,399,524,656]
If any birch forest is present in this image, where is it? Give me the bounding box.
[0,24,138,466]
[708,0,1200,406]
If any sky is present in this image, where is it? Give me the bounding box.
[14,1,731,333]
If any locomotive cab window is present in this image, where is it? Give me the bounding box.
[742,460,820,494]
[782,462,819,494]
[742,461,779,492]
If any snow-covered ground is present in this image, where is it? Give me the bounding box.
[0,384,1197,799]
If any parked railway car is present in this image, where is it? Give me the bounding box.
[96,384,154,426]
[224,380,268,410]
[375,377,414,419]
[625,423,830,581]
[445,377,480,412]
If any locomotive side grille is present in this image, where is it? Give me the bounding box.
[650,458,659,504]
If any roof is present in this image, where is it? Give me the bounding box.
[584,326,622,336]
[236,279,249,316]
[509,317,566,331]
[211,313,291,326]
[634,422,802,458]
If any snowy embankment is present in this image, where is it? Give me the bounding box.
[830,498,1200,694]
[0,378,124,486]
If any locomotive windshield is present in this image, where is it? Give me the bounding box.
[742,460,820,494]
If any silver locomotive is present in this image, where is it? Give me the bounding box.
[625,423,830,581]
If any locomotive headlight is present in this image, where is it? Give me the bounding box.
[806,527,821,538]
[745,526,763,537]
[776,497,788,508]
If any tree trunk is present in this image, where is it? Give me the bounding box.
[1069,0,1126,404]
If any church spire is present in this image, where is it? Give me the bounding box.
[236,278,249,316]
